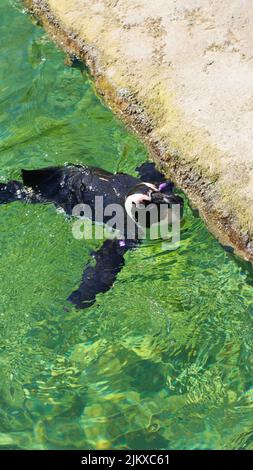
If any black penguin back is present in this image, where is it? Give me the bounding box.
[21,165,140,215]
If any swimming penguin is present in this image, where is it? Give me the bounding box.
[0,162,183,309]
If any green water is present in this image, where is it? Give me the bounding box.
[1,0,253,450]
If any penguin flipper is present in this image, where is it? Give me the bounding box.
[135,162,166,183]
[136,162,175,193]
[68,238,133,309]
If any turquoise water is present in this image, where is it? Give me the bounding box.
[1,0,253,450]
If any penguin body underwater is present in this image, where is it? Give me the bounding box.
[0,162,183,309]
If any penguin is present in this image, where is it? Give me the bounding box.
[0,162,183,309]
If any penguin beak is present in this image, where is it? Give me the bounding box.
[150,191,184,216]
[150,191,167,204]
[150,191,178,204]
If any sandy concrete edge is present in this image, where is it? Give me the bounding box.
[22,0,253,263]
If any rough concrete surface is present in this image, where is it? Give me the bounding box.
[24,0,253,261]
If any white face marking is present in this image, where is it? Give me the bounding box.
[125,193,151,221]
[125,182,162,223]
[125,182,180,233]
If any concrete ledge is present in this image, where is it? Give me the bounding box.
[24,0,253,261]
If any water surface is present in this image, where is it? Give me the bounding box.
[1,0,253,450]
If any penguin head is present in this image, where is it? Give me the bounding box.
[125,182,183,230]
